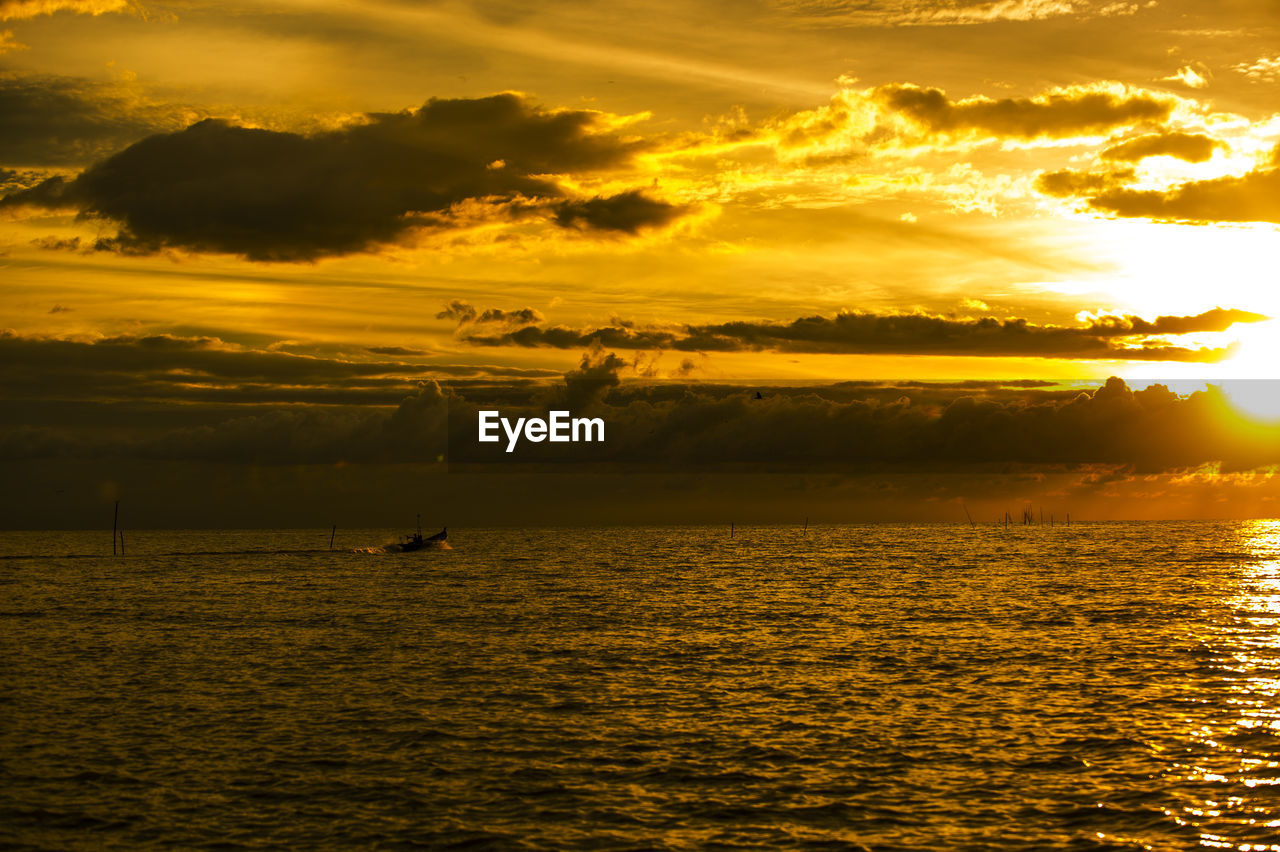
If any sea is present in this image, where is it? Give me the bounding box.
[3,521,1280,850]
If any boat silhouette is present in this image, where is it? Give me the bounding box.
[402,515,448,551]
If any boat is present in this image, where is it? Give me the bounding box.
[401,515,448,551]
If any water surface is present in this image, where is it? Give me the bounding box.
[3,522,1280,850]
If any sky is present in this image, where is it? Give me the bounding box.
[2,0,1280,526]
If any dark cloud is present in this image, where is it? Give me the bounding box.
[453,306,1265,361]
[365,346,425,356]
[553,189,693,233]
[33,382,453,466]
[3,331,1276,517]
[0,73,188,167]
[9,338,1279,479]
[447,372,1280,476]
[474,306,546,326]
[561,348,631,409]
[30,234,83,251]
[1101,131,1222,163]
[436,300,545,329]
[435,300,478,324]
[463,322,679,351]
[873,83,1171,139]
[1,94,692,260]
[0,330,558,409]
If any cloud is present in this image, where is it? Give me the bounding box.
[1087,307,1268,335]
[4,332,1278,478]
[437,301,546,327]
[10,345,1279,477]
[0,28,26,52]
[0,73,193,167]
[766,0,1134,26]
[366,345,424,356]
[0,0,128,20]
[1035,167,1136,197]
[560,347,631,409]
[459,321,679,351]
[1100,131,1222,163]
[0,330,559,409]
[552,189,693,233]
[435,300,478,324]
[1,93,693,260]
[1086,159,1280,224]
[443,374,1280,475]
[124,381,452,465]
[1233,54,1280,83]
[1161,62,1212,90]
[450,305,1265,361]
[872,83,1172,140]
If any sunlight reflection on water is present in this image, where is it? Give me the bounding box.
[1174,521,1280,852]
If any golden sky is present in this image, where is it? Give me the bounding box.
[2,0,1280,523]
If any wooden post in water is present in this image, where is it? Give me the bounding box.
[803,517,808,535]
[730,521,735,538]
[330,524,337,551]
[112,500,119,556]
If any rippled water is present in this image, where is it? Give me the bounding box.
[4,522,1280,850]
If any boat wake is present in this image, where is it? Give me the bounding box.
[356,540,453,554]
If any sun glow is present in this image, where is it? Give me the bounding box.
[1222,378,1280,424]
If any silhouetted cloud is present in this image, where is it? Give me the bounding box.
[1101,131,1221,163]
[448,306,1265,361]
[435,300,478,324]
[366,346,425,356]
[561,347,630,409]
[9,343,1278,478]
[1,93,692,259]
[0,330,559,409]
[448,302,545,325]
[553,189,692,233]
[873,83,1171,139]
[447,373,1280,475]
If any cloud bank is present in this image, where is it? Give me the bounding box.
[443,303,1266,362]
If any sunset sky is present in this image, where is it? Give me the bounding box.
[3,0,1280,526]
